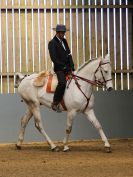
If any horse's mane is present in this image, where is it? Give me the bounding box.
[76,58,97,73]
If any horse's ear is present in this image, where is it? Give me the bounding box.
[105,53,110,61]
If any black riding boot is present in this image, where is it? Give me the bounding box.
[51,71,67,112]
[51,101,60,112]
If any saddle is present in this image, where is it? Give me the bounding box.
[46,74,58,93]
[33,70,70,93]
[33,70,58,92]
[33,71,71,111]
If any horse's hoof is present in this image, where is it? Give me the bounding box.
[63,146,70,152]
[105,146,112,153]
[16,144,21,150]
[51,146,60,152]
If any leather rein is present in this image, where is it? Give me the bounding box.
[67,61,112,112]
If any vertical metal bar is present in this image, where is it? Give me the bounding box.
[126,0,129,90]
[6,0,9,93]
[82,0,85,63]
[95,0,97,58]
[101,0,104,57]
[31,0,35,72]
[50,0,53,38]
[18,0,22,73]
[113,0,117,90]
[94,0,98,91]
[119,0,123,90]
[44,0,47,70]
[25,0,28,73]
[107,0,110,55]
[88,0,91,59]
[0,2,3,93]
[12,0,16,93]
[69,0,72,53]
[57,0,59,24]
[100,0,104,91]
[38,0,41,71]
[50,0,53,68]
[63,0,66,25]
[76,0,79,67]
[101,0,105,90]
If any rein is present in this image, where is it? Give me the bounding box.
[66,73,104,112]
[66,61,112,112]
[70,74,104,88]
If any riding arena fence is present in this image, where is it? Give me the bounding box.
[0,0,133,93]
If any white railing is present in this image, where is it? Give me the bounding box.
[0,0,132,93]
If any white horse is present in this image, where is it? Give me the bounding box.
[15,54,113,152]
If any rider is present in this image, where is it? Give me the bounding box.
[48,24,75,111]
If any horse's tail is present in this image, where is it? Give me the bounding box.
[14,73,25,88]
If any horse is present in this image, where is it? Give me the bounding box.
[15,54,113,152]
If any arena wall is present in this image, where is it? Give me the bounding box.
[0,90,132,143]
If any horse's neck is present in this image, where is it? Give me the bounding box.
[77,58,100,80]
[70,59,100,96]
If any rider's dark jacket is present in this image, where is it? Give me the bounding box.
[48,36,75,72]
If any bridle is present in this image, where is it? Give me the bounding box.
[94,61,112,87]
[68,61,112,89]
[67,60,112,112]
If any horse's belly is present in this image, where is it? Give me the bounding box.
[37,86,53,106]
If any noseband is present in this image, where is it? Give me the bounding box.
[94,61,112,87]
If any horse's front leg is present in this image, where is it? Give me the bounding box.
[85,108,111,152]
[63,110,77,152]
[16,108,33,149]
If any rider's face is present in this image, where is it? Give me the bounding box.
[56,31,65,40]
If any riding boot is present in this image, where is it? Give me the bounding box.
[51,101,61,112]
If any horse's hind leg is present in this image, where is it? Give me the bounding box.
[16,108,33,149]
[63,110,77,152]
[31,102,57,151]
[85,109,111,152]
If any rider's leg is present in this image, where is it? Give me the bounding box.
[52,71,66,111]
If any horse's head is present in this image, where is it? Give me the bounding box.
[95,54,113,91]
